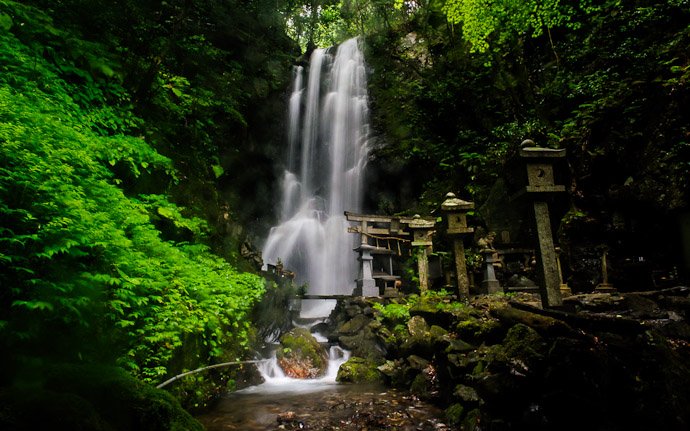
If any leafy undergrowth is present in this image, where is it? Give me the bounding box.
[0,1,264,390]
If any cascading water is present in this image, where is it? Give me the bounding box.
[263,38,370,304]
[254,345,351,390]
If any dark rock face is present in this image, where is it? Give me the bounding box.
[277,327,329,379]
[328,299,388,363]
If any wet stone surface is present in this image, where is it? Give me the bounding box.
[196,382,454,431]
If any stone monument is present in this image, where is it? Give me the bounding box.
[479,232,502,294]
[441,192,475,301]
[509,139,566,308]
[403,214,436,293]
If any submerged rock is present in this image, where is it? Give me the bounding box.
[277,327,329,379]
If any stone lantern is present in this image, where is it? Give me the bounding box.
[510,140,566,308]
[441,192,475,302]
[594,245,616,293]
[401,214,436,293]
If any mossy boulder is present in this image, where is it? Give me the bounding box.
[490,303,574,338]
[453,384,480,404]
[336,357,382,383]
[485,324,547,374]
[377,359,407,387]
[444,403,465,426]
[409,373,433,400]
[400,315,433,356]
[457,319,505,345]
[334,313,371,336]
[410,300,451,327]
[277,327,329,379]
[337,325,387,362]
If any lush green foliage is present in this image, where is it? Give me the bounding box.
[442,0,580,54]
[0,0,265,384]
[373,289,464,323]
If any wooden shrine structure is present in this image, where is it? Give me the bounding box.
[345,211,437,297]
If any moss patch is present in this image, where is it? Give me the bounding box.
[336,357,382,383]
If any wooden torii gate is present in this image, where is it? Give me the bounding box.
[345,211,437,297]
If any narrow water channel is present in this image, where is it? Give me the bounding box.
[195,381,451,431]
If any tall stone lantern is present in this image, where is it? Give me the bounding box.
[402,214,436,293]
[441,192,474,302]
[509,140,566,308]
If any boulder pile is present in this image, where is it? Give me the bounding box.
[323,289,690,430]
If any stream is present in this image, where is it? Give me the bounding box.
[196,336,453,431]
[195,380,451,431]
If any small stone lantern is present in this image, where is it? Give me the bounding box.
[510,139,566,308]
[402,214,436,293]
[594,245,616,293]
[441,192,475,301]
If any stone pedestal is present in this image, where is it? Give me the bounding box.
[481,250,502,294]
[354,244,378,297]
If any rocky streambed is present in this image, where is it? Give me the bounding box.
[196,382,451,431]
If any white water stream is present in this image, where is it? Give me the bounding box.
[250,344,351,394]
[262,38,370,314]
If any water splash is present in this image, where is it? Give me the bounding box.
[263,38,370,303]
[250,345,351,394]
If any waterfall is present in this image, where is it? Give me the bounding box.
[263,38,370,300]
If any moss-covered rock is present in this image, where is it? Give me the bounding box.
[409,373,433,400]
[334,313,372,336]
[400,315,433,357]
[277,327,329,379]
[410,300,453,327]
[443,403,465,426]
[337,326,387,362]
[429,324,449,340]
[462,409,483,431]
[407,315,430,338]
[456,320,482,339]
[377,359,407,387]
[453,384,480,404]
[490,303,574,337]
[407,354,430,370]
[336,357,382,383]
